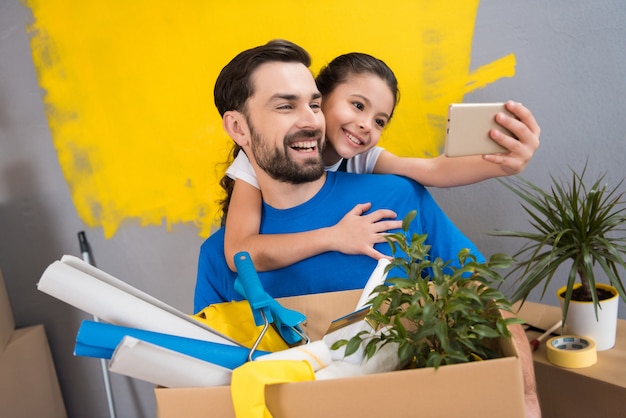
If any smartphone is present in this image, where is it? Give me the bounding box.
[444,103,515,157]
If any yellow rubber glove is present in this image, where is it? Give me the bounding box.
[193,301,289,352]
[231,360,315,418]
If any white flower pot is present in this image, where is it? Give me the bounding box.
[557,283,619,351]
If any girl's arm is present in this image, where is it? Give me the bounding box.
[373,101,540,187]
[223,179,402,272]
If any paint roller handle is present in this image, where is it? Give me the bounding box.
[234,252,273,325]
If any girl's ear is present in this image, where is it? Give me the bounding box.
[223,111,250,147]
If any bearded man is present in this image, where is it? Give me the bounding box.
[194,40,482,310]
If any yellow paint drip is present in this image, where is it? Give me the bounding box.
[22,0,515,238]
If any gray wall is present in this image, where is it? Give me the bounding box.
[1,0,625,417]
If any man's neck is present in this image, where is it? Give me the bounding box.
[257,171,327,209]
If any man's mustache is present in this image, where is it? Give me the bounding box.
[285,129,323,143]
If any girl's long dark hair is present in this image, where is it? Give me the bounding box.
[218,144,242,226]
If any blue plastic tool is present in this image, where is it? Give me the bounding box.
[233,252,308,352]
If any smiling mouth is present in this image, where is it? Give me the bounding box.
[344,129,363,146]
[289,140,318,152]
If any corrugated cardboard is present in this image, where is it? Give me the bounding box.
[517,301,626,417]
[156,290,525,418]
[0,324,67,417]
[0,267,15,352]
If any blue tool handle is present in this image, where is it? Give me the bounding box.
[234,276,271,325]
[233,278,247,300]
[234,252,272,325]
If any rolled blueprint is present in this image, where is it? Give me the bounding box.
[110,336,232,388]
[37,256,239,346]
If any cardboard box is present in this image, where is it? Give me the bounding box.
[0,267,16,352]
[156,290,525,418]
[0,324,68,418]
[516,301,626,417]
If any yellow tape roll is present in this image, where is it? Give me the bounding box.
[545,335,597,368]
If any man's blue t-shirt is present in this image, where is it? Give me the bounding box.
[194,171,484,313]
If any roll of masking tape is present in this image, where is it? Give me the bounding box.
[545,335,597,368]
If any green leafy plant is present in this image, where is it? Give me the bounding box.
[332,210,522,370]
[492,166,626,321]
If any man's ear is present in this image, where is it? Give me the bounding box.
[223,111,249,147]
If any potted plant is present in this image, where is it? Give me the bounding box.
[492,166,626,350]
[332,210,522,369]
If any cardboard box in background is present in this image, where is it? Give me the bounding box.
[0,265,68,418]
[517,301,626,417]
[0,267,16,352]
[0,324,68,417]
[156,290,526,418]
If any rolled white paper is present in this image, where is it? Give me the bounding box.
[355,258,391,310]
[254,340,332,372]
[110,336,232,388]
[37,257,238,346]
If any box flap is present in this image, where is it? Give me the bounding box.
[275,289,361,341]
[0,267,15,353]
[0,325,67,417]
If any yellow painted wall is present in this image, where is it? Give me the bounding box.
[23,0,515,238]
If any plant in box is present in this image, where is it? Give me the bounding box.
[492,166,626,350]
[333,210,522,369]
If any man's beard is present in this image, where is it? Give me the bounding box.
[248,120,325,184]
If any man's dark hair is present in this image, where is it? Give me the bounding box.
[215,40,312,223]
[214,39,311,117]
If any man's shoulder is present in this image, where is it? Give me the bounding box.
[198,228,233,276]
[200,227,226,252]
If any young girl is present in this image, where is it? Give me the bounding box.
[220,52,540,272]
